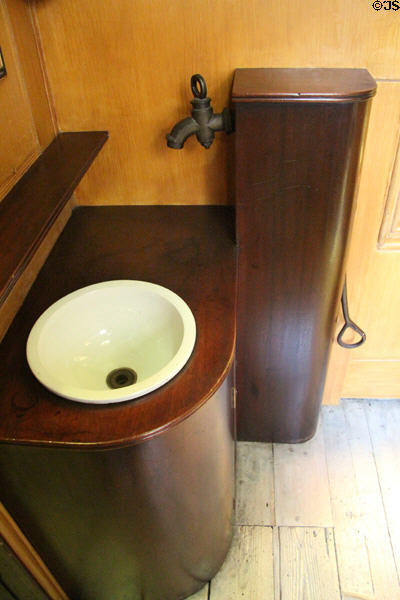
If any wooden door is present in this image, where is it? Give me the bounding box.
[323,81,400,403]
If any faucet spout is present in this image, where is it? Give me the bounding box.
[166,117,199,149]
[166,74,233,150]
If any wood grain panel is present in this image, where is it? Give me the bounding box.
[33,0,231,206]
[365,399,400,578]
[279,528,341,600]
[0,132,108,308]
[4,0,56,148]
[322,405,374,599]
[323,82,400,402]
[33,0,400,207]
[274,423,333,527]
[235,442,275,526]
[0,199,73,344]
[378,134,400,249]
[0,0,39,200]
[343,400,400,600]
[188,584,209,600]
[0,380,234,600]
[234,69,374,440]
[343,360,400,397]
[210,526,274,600]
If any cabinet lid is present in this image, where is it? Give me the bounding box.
[232,68,376,103]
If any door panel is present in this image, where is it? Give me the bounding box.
[323,82,400,402]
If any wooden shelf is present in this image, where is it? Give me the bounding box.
[0,131,108,306]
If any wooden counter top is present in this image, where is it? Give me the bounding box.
[0,206,236,449]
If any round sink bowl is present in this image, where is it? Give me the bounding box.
[26,281,196,404]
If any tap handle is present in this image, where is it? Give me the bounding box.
[191,74,207,99]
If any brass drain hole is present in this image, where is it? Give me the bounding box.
[106,368,137,389]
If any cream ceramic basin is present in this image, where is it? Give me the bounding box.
[26,280,196,404]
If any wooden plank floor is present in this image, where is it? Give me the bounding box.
[188,399,400,600]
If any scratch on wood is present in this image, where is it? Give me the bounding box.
[325,528,330,557]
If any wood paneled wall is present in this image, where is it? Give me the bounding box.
[0,0,57,338]
[0,1,54,201]
[5,0,55,149]
[32,0,400,206]
[0,1,38,199]
[3,1,400,392]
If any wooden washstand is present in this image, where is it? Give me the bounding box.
[0,206,236,600]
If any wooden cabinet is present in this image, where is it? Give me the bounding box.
[0,377,234,600]
[0,206,236,600]
[233,68,376,442]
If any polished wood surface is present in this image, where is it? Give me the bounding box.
[234,69,375,442]
[32,0,400,207]
[323,81,400,402]
[0,375,234,600]
[26,0,400,401]
[232,68,376,102]
[0,206,236,448]
[0,132,107,307]
[0,200,73,344]
[0,1,40,200]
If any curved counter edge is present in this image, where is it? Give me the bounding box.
[0,371,235,600]
[0,205,236,449]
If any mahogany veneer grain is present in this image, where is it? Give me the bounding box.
[0,132,108,307]
[0,206,236,448]
[232,68,376,102]
[0,376,235,600]
[233,68,376,443]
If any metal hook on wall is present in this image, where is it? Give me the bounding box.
[337,278,366,349]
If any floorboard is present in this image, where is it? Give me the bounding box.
[365,399,400,580]
[279,527,341,600]
[273,527,280,600]
[235,442,275,526]
[209,526,274,600]
[274,421,333,527]
[322,404,374,599]
[187,583,209,600]
[343,399,400,600]
[187,400,400,600]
